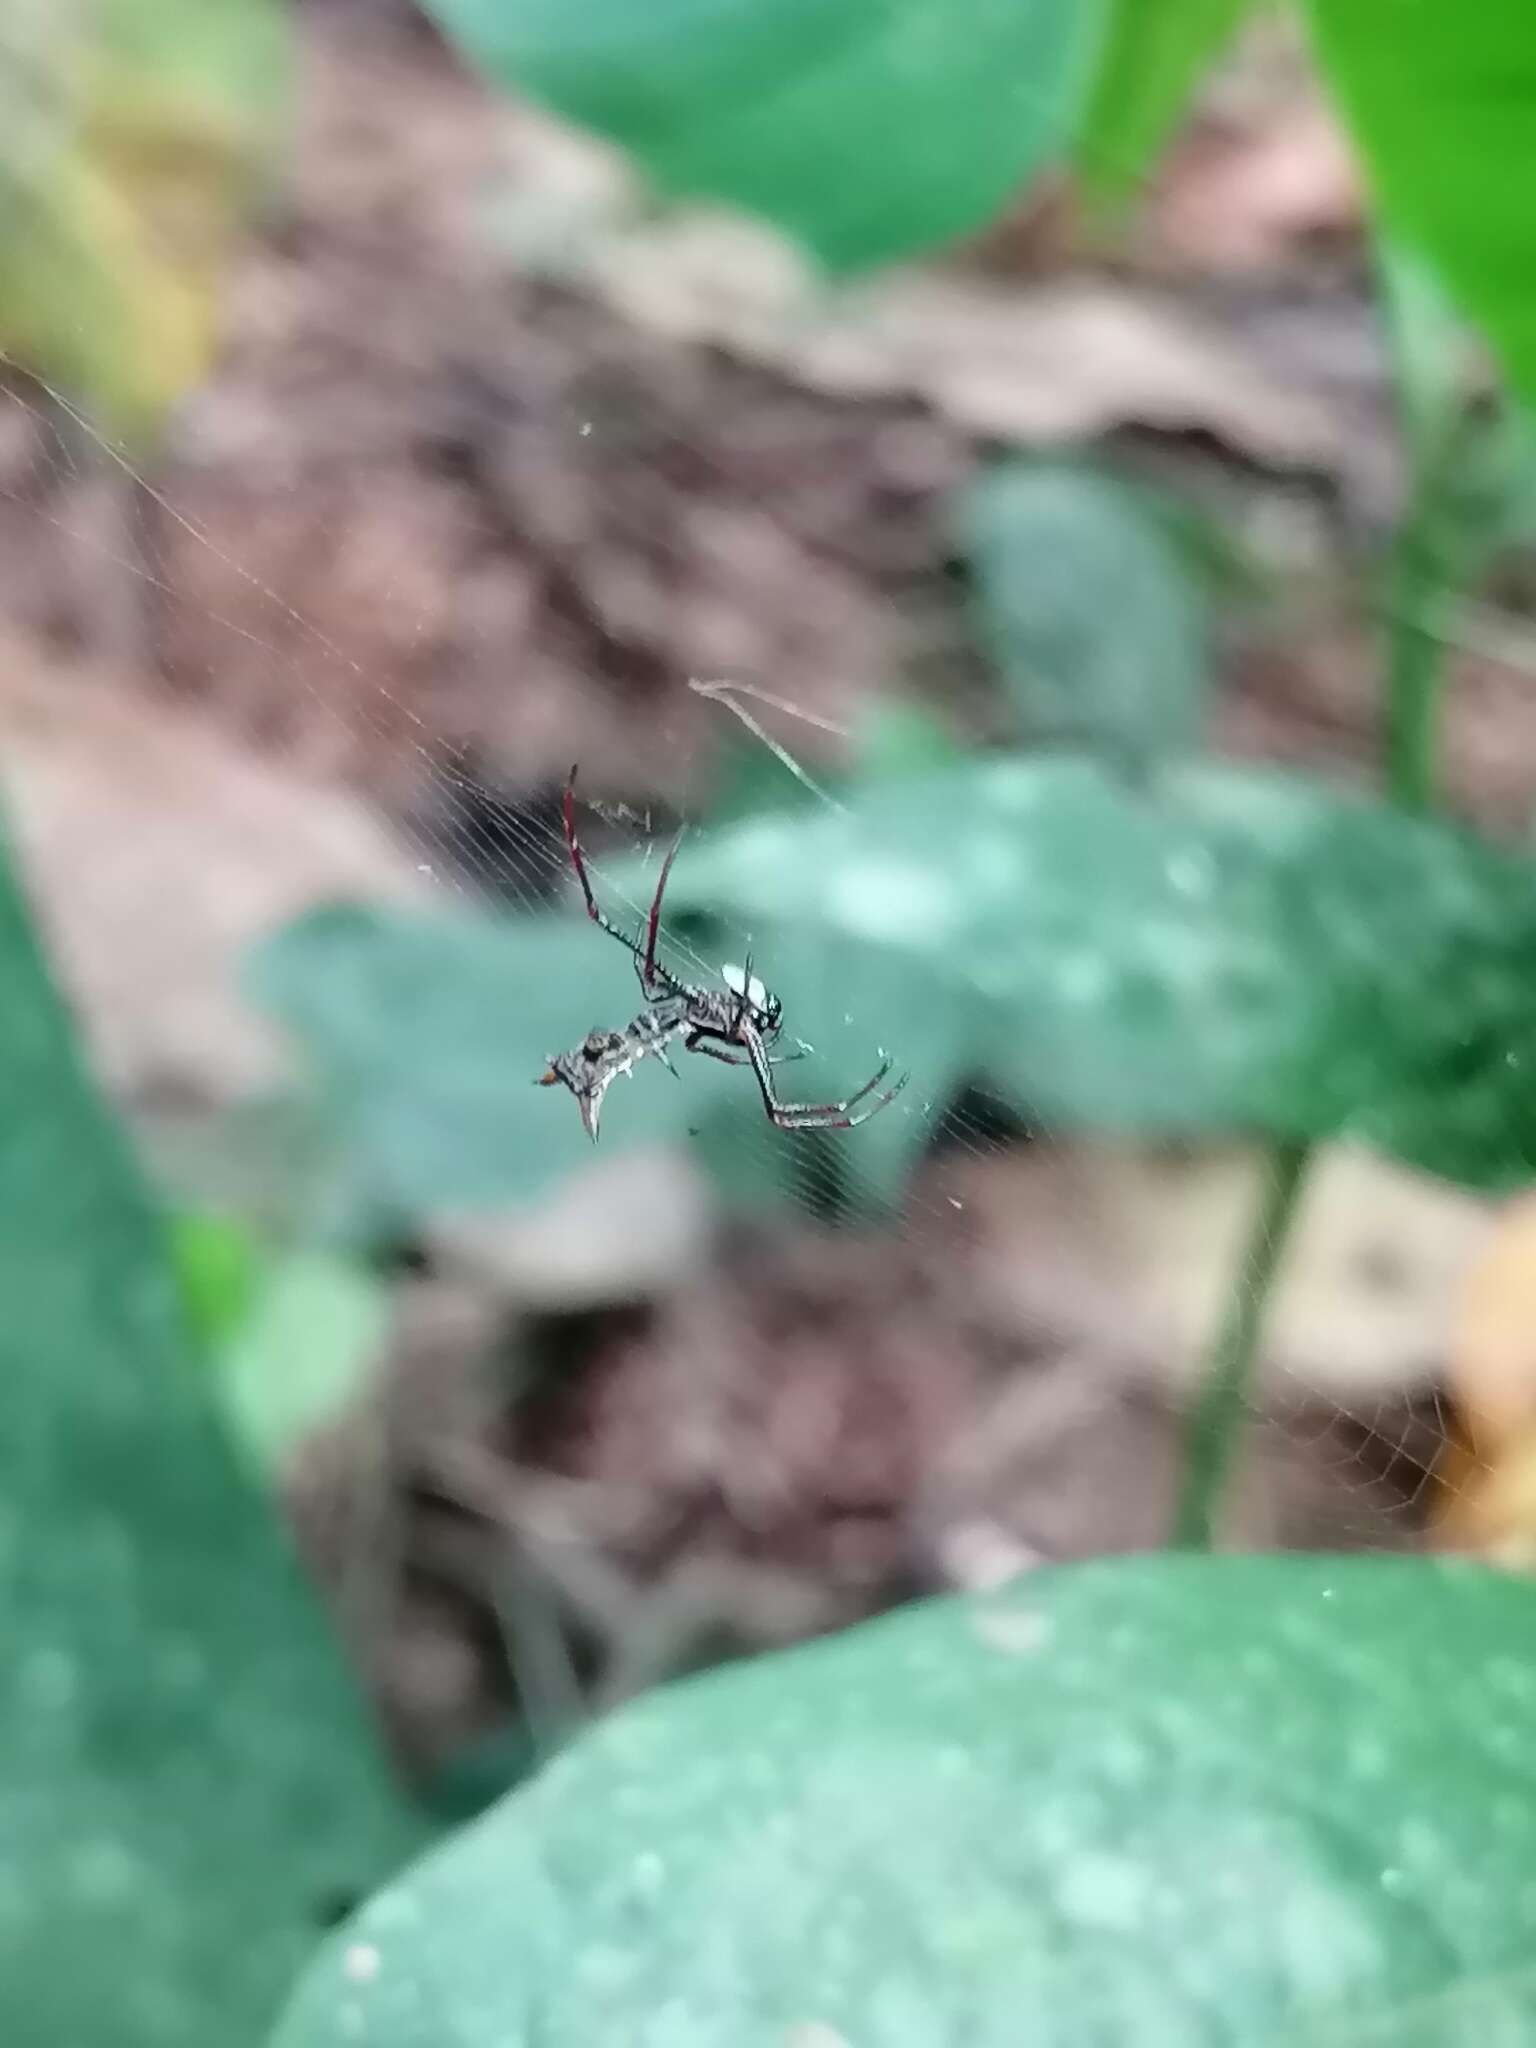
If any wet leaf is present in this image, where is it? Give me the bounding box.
[421,0,1105,269]
[668,756,1536,1187]
[958,461,1210,768]
[0,816,412,2044]
[708,735,835,824]
[273,1554,1536,2047]
[853,699,968,782]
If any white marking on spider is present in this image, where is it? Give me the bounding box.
[721,963,771,1011]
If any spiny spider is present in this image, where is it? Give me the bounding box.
[538,765,908,1141]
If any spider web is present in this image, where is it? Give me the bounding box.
[0,0,1512,1757]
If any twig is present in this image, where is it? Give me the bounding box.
[688,676,847,811]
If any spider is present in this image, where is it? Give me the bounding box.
[538,765,908,1141]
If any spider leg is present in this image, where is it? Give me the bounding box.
[729,950,754,1036]
[687,1038,747,1068]
[642,826,686,993]
[740,1024,909,1131]
[563,765,638,954]
[682,1030,804,1069]
[564,764,686,998]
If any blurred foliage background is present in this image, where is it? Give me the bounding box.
[9,0,1536,2042]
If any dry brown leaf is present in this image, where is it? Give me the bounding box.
[1445,1191,1536,1445]
[1436,1423,1536,1566]
[1434,1190,1536,1557]
[483,108,1362,476]
[1157,105,1361,273]
[956,1137,1492,1403]
[0,625,432,1100]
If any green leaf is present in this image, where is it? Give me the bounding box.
[174,1210,386,1473]
[708,700,964,833]
[169,1208,262,1349]
[957,461,1211,768]
[708,736,836,824]
[0,0,289,435]
[665,756,1536,1186]
[219,1251,389,1477]
[1075,0,1252,212]
[272,1554,1536,2046]
[0,818,413,2042]
[420,0,1106,269]
[1304,1,1536,410]
[1376,241,1536,546]
[1377,239,1482,477]
[1372,242,1536,809]
[853,699,968,782]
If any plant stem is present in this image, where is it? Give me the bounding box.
[1171,412,1465,1547]
[1172,1137,1312,1548]
[1383,505,1447,812]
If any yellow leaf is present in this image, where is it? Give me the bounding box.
[0,1,287,438]
[1434,1189,1536,1558]
[1437,1422,1536,1568]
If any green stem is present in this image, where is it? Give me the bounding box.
[1172,1137,1312,1548]
[1383,505,1447,813]
[1171,428,1464,1547]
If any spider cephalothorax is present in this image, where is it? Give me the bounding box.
[719,962,782,1036]
[537,766,907,1141]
